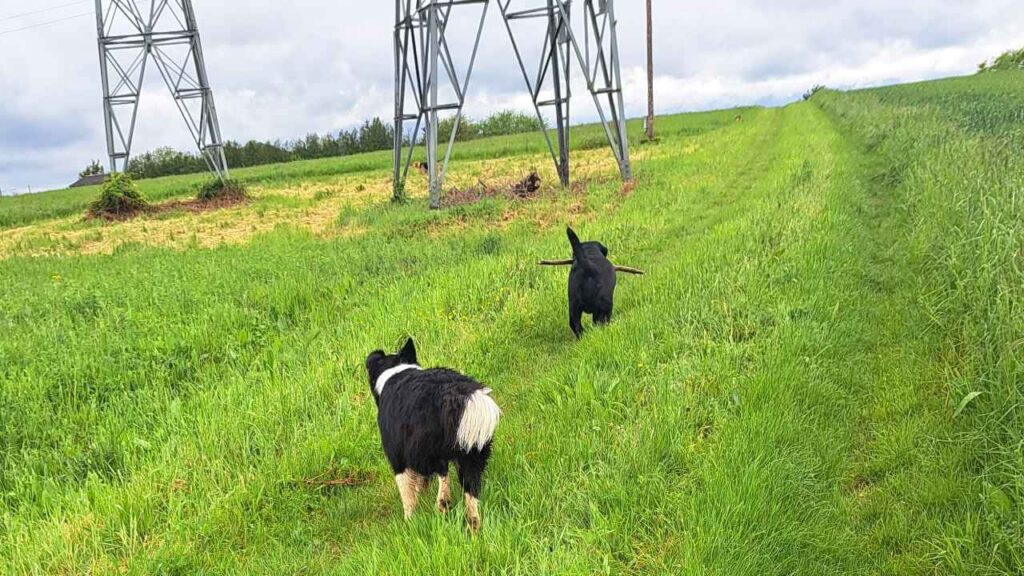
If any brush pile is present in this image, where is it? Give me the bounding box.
[512,171,541,197]
[87,172,149,220]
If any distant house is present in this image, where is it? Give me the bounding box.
[69,174,108,188]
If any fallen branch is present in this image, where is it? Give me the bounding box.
[301,471,376,488]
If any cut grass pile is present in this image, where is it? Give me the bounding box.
[195,178,249,203]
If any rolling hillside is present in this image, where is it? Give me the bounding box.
[1,72,1022,574]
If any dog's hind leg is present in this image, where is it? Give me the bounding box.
[395,470,427,520]
[464,493,481,533]
[456,446,491,533]
[569,303,585,339]
[593,310,612,326]
[436,473,453,513]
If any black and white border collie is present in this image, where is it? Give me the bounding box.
[365,338,500,532]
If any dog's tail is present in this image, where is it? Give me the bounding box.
[567,227,582,258]
[457,389,501,452]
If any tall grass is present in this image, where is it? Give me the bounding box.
[815,76,1024,572]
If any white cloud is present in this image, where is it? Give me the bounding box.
[1,0,1023,191]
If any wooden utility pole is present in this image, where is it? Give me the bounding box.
[645,0,655,140]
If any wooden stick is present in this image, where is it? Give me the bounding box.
[614,265,645,276]
[539,259,646,276]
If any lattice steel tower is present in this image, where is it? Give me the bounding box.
[394,0,632,209]
[95,0,228,179]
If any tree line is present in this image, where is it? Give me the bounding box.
[110,111,542,181]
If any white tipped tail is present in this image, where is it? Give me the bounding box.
[457,389,501,452]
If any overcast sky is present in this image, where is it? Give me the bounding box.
[1,1,1023,194]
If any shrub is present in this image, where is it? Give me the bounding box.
[978,47,1024,72]
[88,174,146,218]
[196,178,248,202]
[803,85,827,101]
[88,172,148,218]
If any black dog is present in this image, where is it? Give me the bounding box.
[540,228,644,338]
[365,338,500,532]
[566,227,617,338]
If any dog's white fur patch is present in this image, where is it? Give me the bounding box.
[457,389,501,451]
[375,364,420,396]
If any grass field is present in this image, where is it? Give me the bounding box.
[0,72,1022,575]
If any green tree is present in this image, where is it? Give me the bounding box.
[477,110,543,137]
[357,117,394,153]
[434,116,481,144]
[126,147,205,179]
[79,160,105,179]
[978,47,1024,72]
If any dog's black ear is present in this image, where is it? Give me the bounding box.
[598,243,609,257]
[398,338,418,364]
[566,227,582,255]
[366,350,386,372]
[365,350,385,390]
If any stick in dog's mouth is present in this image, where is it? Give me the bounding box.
[612,265,645,276]
[538,260,645,276]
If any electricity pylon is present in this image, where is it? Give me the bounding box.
[393,0,632,209]
[94,0,228,179]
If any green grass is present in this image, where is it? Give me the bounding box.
[814,73,1024,573]
[845,70,1024,138]
[0,74,1022,574]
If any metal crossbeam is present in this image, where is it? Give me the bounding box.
[394,0,632,208]
[95,0,228,180]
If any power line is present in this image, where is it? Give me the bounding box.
[0,11,92,37]
[0,0,91,23]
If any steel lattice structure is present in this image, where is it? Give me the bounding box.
[94,0,228,179]
[394,0,632,208]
